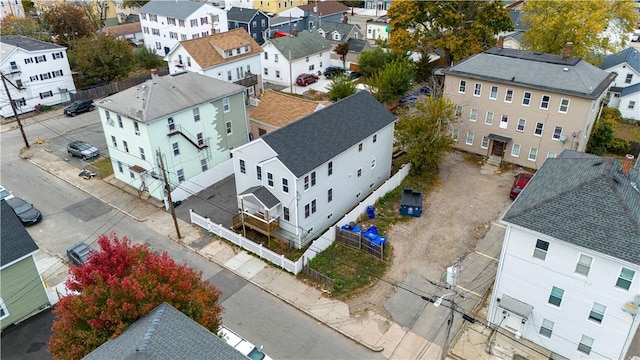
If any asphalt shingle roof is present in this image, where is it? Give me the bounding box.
[298,1,348,16]
[503,150,640,265]
[96,72,245,123]
[226,7,259,23]
[347,38,369,53]
[621,82,640,96]
[178,28,262,70]
[1,199,39,268]
[240,186,280,209]
[84,303,246,360]
[139,1,207,19]
[599,47,640,75]
[249,89,328,128]
[318,21,356,41]
[260,90,397,177]
[265,30,332,61]
[0,35,64,51]
[445,48,616,99]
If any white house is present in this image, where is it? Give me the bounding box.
[231,90,397,249]
[599,47,640,121]
[165,28,263,97]
[365,17,389,42]
[1,0,25,19]
[488,150,640,360]
[261,29,332,87]
[139,1,228,57]
[0,35,76,119]
[95,71,248,202]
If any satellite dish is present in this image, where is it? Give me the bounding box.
[623,302,639,315]
[559,135,567,142]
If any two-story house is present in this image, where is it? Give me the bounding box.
[102,22,144,47]
[317,21,370,67]
[599,47,640,121]
[252,0,307,15]
[231,90,397,249]
[226,7,270,44]
[96,71,248,202]
[364,17,389,42]
[139,1,228,56]
[444,43,616,169]
[1,199,50,331]
[261,30,332,87]
[1,0,25,19]
[487,150,640,360]
[165,28,263,98]
[297,1,348,30]
[0,35,76,119]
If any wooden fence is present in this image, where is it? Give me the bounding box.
[335,228,385,260]
[70,68,170,101]
[301,264,334,289]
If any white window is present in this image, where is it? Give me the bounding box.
[489,85,498,100]
[455,105,463,116]
[179,19,185,27]
[123,140,129,153]
[625,73,633,84]
[533,239,549,260]
[152,28,160,35]
[276,70,280,78]
[193,108,200,122]
[177,169,185,183]
[548,286,564,307]
[169,31,177,39]
[539,319,553,338]
[522,92,531,106]
[172,142,180,156]
[516,118,525,132]
[256,166,262,180]
[190,19,198,27]
[239,159,246,173]
[201,159,208,172]
[480,136,489,149]
[473,83,482,96]
[282,178,289,193]
[504,88,513,103]
[629,101,636,109]
[559,98,570,113]
[499,115,508,129]
[452,129,459,142]
[547,152,556,159]
[117,161,123,173]
[469,108,478,122]
[267,172,273,187]
[552,126,563,140]
[264,68,268,76]
[371,158,376,168]
[588,303,606,323]
[465,132,474,145]
[534,122,544,136]
[485,111,494,125]
[134,122,140,135]
[139,147,146,161]
[511,143,520,157]
[578,335,594,355]
[616,267,635,290]
[226,121,232,135]
[528,147,538,161]
[458,80,466,93]
[111,136,117,147]
[540,95,550,109]
[0,298,8,320]
[223,97,230,112]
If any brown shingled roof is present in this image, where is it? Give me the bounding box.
[299,1,348,15]
[180,28,263,70]
[103,22,142,37]
[250,89,330,127]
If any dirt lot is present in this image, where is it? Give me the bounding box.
[346,151,519,317]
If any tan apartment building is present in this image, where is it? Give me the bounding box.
[444,43,616,169]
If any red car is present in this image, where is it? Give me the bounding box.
[296,73,319,86]
[510,173,533,199]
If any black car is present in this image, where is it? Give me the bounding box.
[67,242,96,265]
[346,71,362,79]
[6,197,42,226]
[323,66,345,79]
[64,99,94,116]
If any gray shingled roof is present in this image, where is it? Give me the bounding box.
[139,1,207,19]
[1,199,39,268]
[261,90,397,177]
[96,72,245,123]
[0,35,64,51]
[503,151,640,265]
[265,30,332,61]
[240,186,280,209]
[621,82,640,96]
[347,38,368,53]
[445,48,616,99]
[84,303,247,360]
[226,7,259,23]
[318,21,355,40]
[599,47,640,75]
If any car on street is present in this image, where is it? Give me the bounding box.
[510,172,533,199]
[64,99,94,116]
[296,73,319,86]
[219,326,273,360]
[67,140,100,160]
[323,66,345,79]
[0,185,14,200]
[66,242,96,265]
[5,196,42,226]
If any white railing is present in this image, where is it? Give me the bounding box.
[189,163,411,274]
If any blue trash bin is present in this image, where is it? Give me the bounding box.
[367,205,375,219]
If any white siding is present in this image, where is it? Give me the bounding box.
[261,41,330,86]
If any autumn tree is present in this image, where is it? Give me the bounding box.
[42,2,98,45]
[69,35,136,88]
[122,0,150,8]
[49,233,224,360]
[366,60,414,106]
[395,90,460,175]
[587,107,619,155]
[135,45,166,70]
[327,74,356,101]
[0,14,49,41]
[388,1,513,64]
[521,0,637,65]
[335,42,349,69]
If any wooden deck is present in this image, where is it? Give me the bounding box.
[232,212,280,238]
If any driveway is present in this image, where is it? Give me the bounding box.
[173,175,238,231]
[280,76,333,95]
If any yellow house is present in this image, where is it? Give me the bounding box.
[253,0,307,15]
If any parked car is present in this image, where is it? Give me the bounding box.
[5,197,42,226]
[510,173,533,199]
[219,326,272,360]
[323,66,345,79]
[0,185,14,200]
[64,99,94,116]
[296,73,319,86]
[67,140,100,160]
[66,242,96,265]
[346,71,362,79]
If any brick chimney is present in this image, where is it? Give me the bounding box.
[497,36,504,49]
[621,154,635,175]
[563,42,573,59]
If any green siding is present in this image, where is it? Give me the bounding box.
[0,256,49,330]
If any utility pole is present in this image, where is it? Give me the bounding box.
[1,72,29,148]
[440,261,459,360]
[289,49,293,94]
[157,149,182,239]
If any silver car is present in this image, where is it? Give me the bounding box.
[67,141,99,160]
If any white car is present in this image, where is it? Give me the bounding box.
[219,326,273,360]
[0,185,14,200]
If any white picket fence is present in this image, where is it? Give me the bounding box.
[190,163,411,274]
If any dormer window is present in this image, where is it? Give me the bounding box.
[332,33,340,41]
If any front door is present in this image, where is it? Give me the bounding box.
[492,141,504,156]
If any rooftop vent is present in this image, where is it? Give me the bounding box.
[563,67,569,72]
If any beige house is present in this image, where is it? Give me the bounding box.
[248,89,329,138]
[444,43,616,169]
